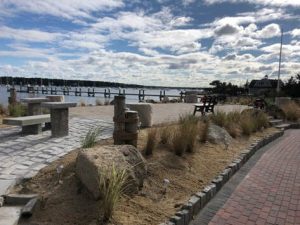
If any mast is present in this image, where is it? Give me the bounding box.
[277,29,283,93]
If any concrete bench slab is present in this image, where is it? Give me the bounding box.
[3,114,50,126]
[3,115,50,135]
[21,98,49,103]
[41,102,77,109]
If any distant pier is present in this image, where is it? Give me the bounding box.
[7,85,189,102]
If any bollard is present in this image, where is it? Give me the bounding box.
[124,111,138,147]
[113,96,126,145]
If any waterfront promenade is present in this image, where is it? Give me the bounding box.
[191,129,300,225]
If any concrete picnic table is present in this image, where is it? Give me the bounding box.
[21,97,49,116]
[41,102,77,137]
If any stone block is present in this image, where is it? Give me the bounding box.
[4,194,38,205]
[170,215,184,225]
[195,191,207,209]
[188,195,201,215]
[212,175,223,191]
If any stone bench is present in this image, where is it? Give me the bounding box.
[3,114,51,135]
[41,102,76,137]
[127,103,153,127]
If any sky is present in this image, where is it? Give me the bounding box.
[0,0,300,87]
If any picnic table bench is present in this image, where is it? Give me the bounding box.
[193,96,217,115]
[3,114,51,135]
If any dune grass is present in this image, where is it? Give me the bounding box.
[81,126,102,148]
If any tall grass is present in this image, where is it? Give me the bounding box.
[199,120,209,142]
[170,114,199,155]
[159,126,172,145]
[8,103,27,117]
[281,102,300,121]
[95,98,103,106]
[209,109,269,137]
[210,111,227,127]
[81,126,101,148]
[99,165,128,222]
[144,129,157,156]
[171,127,186,156]
[0,104,7,115]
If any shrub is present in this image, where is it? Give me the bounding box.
[81,126,101,148]
[179,113,199,125]
[104,99,110,105]
[240,113,254,136]
[178,114,199,153]
[266,104,286,119]
[199,120,209,142]
[8,103,27,117]
[171,127,186,156]
[95,98,103,106]
[159,126,172,145]
[281,102,300,121]
[254,111,269,131]
[144,129,157,156]
[0,104,7,115]
[210,111,227,127]
[99,165,128,222]
[79,100,86,107]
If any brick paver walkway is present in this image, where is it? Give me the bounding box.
[191,129,300,225]
[0,118,113,194]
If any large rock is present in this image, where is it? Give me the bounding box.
[185,94,198,103]
[207,124,232,145]
[127,103,153,127]
[76,145,147,199]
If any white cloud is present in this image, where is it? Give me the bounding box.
[0,0,124,21]
[214,23,242,36]
[291,29,300,37]
[256,23,281,39]
[204,0,300,7]
[182,0,196,6]
[0,26,62,42]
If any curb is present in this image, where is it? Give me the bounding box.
[159,130,285,225]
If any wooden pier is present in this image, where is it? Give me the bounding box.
[7,85,187,101]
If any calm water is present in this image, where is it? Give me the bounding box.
[0,85,200,106]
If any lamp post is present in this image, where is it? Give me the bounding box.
[277,29,283,93]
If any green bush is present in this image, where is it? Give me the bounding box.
[99,165,129,222]
[8,103,27,117]
[81,126,101,148]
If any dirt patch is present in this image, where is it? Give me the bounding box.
[14,128,277,225]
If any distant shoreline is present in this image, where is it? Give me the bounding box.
[0,76,210,90]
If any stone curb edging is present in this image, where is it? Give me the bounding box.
[159,130,285,225]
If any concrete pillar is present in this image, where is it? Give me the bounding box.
[50,108,69,137]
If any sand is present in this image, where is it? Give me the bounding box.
[14,126,276,225]
[70,103,249,125]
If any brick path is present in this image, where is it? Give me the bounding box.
[0,118,113,194]
[191,129,300,225]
